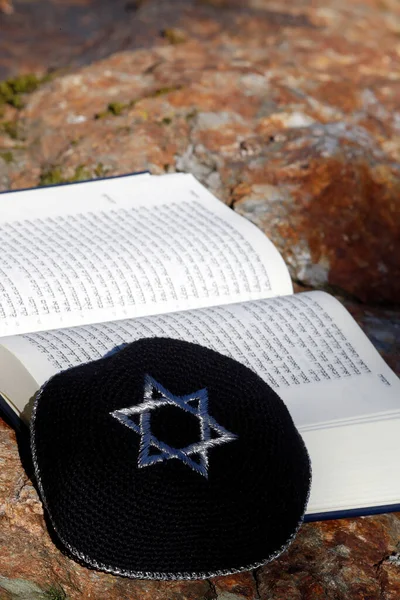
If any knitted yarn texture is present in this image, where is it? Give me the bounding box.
[31,337,311,580]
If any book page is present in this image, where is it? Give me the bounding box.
[0,173,292,338]
[2,292,399,430]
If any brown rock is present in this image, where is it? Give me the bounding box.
[233,137,400,304]
[1,0,399,302]
[0,0,13,14]
[343,300,400,376]
[212,572,258,599]
[256,515,400,600]
[0,0,158,80]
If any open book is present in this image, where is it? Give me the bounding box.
[0,172,399,520]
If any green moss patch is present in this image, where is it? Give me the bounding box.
[0,120,20,139]
[44,585,68,600]
[161,28,187,44]
[93,162,109,178]
[0,151,13,164]
[0,73,50,110]
[39,165,88,187]
[150,85,182,98]
[95,100,136,120]
[39,163,109,187]
[185,108,198,121]
[95,86,183,120]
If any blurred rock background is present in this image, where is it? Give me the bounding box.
[0,1,399,598]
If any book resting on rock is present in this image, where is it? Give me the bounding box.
[0,171,399,520]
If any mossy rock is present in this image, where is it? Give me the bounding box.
[0,73,50,109]
[94,86,183,119]
[0,120,20,139]
[39,163,108,187]
[0,151,13,164]
[0,577,68,600]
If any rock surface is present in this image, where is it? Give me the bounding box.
[0,0,400,598]
[0,0,400,302]
[0,0,13,15]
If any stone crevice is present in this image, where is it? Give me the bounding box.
[253,566,262,599]
[11,473,29,503]
[207,578,219,599]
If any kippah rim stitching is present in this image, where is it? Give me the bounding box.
[31,375,312,581]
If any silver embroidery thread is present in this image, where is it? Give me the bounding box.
[110,374,237,478]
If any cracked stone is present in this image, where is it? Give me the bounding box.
[256,514,400,600]
[211,572,259,599]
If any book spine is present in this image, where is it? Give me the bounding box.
[305,504,400,522]
[0,395,24,430]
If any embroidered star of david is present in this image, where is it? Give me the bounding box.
[110,374,237,478]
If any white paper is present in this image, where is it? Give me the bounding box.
[304,418,400,513]
[2,292,399,430]
[0,174,292,337]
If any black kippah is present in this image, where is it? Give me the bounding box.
[31,338,311,580]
